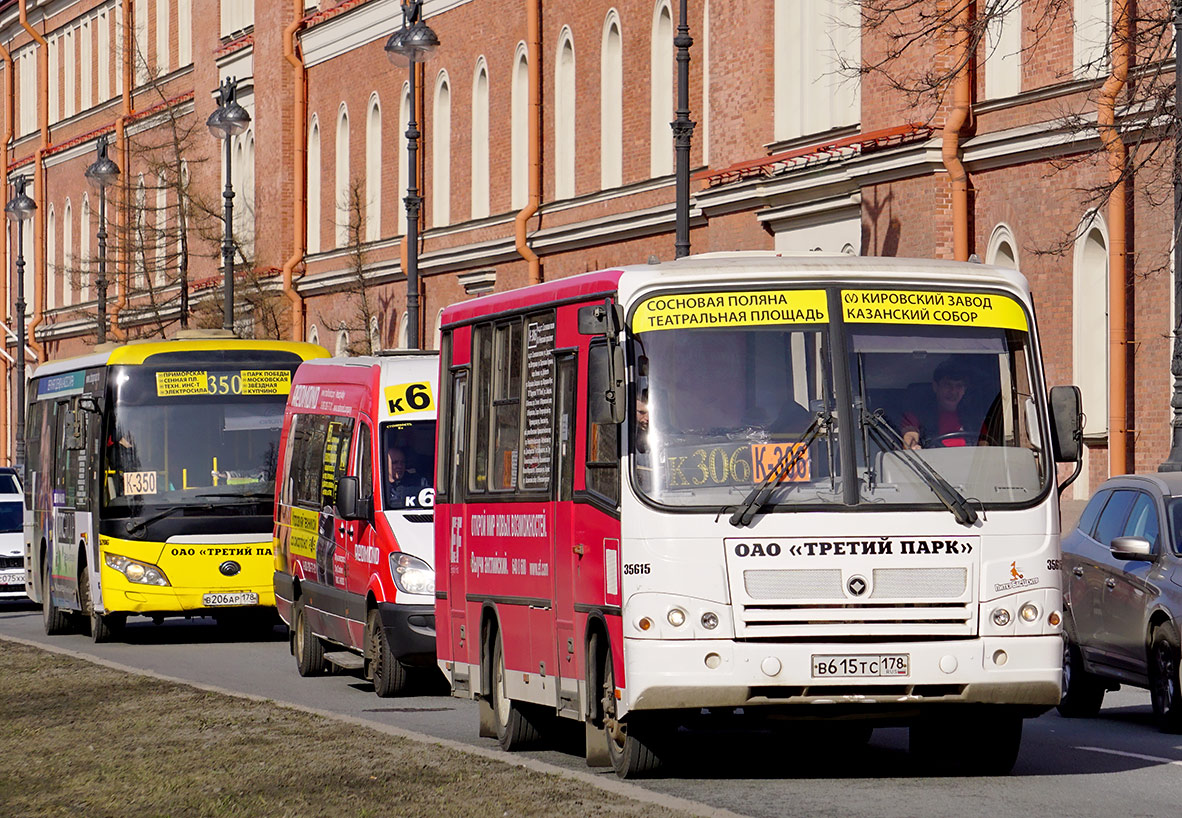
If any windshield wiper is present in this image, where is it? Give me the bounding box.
[860,409,978,527]
[194,491,274,500]
[730,411,830,527]
[124,502,215,535]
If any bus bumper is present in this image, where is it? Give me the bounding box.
[621,635,1062,716]
[377,601,436,667]
[99,563,276,615]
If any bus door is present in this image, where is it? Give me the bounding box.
[51,398,83,609]
[551,353,580,716]
[343,417,376,649]
[445,370,471,688]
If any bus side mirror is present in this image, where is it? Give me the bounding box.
[588,344,626,425]
[578,302,624,336]
[78,396,100,414]
[336,477,371,521]
[1049,385,1082,463]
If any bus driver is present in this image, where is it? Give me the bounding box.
[386,447,428,509]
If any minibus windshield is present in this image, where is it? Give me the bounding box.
[380,420,436,511]
[101,366,291,518]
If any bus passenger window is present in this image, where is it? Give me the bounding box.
[491,321,523,491]
[470,325,493,492]
[586,344,620,505]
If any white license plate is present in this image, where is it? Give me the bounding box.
[0,570,24,586]
[202,592,259,607]
[811,653,910,678]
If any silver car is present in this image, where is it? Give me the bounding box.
[1059,473,1182,732]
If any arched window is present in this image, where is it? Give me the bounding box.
[80,195,91,303]
[370,314,381,353]
[601,13,623,189]
[399,82,409,235]
[336,105,351,247]
[366,94,382,242]
[434,307,445,350]
[156,174,168,287]
[1073,217,1109,495]
[308,116,322,254]
[555,30,576,199]
[135,176,147,288]
[244,131,256,258]
[308,324,320,347]
[511,45,529,210]
[398,311,409,349]
[47,205,56,310]
[336,329,350,356]
[433,72,451,227]
[987,224,1019,270]
[471,59,490,219]
[63,200,73,307]
[650,1,673,177]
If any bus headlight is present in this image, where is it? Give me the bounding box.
[389,553,434,595]
[667,608,686,627]
[104,552,170,586]
[992,608,1011,627]
[1019,602,1039,623]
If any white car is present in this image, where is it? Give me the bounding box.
[0,468,26,599]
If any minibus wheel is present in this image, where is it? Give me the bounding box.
[369,609,409,697]
[294,600,327,676]
[490,630,541,750]
[42,558,71,636]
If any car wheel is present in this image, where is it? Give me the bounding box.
[1057,638,1106,718]
[294,600,327,677]
[1149,623,1182,733]
[369,609,409,697]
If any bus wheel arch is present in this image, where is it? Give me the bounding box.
[583,621,612,768]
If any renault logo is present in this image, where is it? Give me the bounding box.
[847,575,868,597]
[219,561,241,577]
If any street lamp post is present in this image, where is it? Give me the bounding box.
[1163,1,1182,472]
[385,0,439,350]
[84,135,120,345]
[206,76,251,333]
[5,178,35,473]
[672,0,695,259]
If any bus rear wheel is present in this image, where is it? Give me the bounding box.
[601,651,663,778]
[42,559,70,636]
[368,609,409,697]
[490,631,541,750]
[294,601,327,677]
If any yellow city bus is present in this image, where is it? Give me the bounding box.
[23,336,328,641]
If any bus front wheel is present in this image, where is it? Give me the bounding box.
[601,650,663,778]
[489,630,541,751]
[294,601,327,677]
[42,559,70,636]
[368,609,409,697]
[79,573,124,644]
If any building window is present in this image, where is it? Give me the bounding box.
[773,0,861,141]
[987,224,1019,269]
[1074,0,1111,79]
[47,206,56,310]
[601,13,623,190]
[650,2,673,177]
[157,0,171,76]
[63,201,73,307]
[471,60,490,220]
[555,30,576,199]
[511,45,529,210]
[308,116,321,254]
[1073,218,1109,495]
[984,0,1021,100]
[366,94,382,242]
[433,72,451,228]
[64,28,75,118]
[81,21,92,111]
[398,82,410,236]
[134,0,148,85]
[336,105,350,247]
[99,12,111,101]
[80,195,91,303]
[178,0,192,66]
[49,37,59,123]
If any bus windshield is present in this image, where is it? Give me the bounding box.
[632,324,841,508]
[380,420,436,511]
[101,366,290,517]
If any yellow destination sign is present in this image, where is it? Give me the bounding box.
[632,289,828,333]
[841,289,1028,331]
[155,369,292,397]
[289,506,320,560]
[384,381,435,416]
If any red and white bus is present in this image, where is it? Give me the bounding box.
[434,253,1083,777]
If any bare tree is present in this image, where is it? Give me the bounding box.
[314,178,382,356]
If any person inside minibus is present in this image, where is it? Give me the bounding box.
[900,358,975,449]
[385,447,428,509]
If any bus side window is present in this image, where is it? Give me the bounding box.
[357,422,373,505]
[491,320,523,491]
[586,344,620,506]
[24,392,44,509]
[450,371,469,500]
[290,414,329,510]
[470,325,493,493]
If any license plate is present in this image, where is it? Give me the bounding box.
[0,570,24,586]
[203,592,259,607]
[811,653,910,678]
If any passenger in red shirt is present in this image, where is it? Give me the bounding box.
[901,360,972,449]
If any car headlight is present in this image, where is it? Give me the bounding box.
[389,552,434,595]
[104,552,170,586]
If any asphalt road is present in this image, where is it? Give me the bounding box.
[3,600,1181,818]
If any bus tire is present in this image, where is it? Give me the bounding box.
[79,571,123,643]
[490,630,541,750]
[294,601,327,677]
[42,560,70,636]
[601,648,663,778]
[1058,638,1105,718]
[369,609,409,697]
[1149,623,1182,733]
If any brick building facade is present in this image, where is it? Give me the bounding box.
[0,0,1172,497]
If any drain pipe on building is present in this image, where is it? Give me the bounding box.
[514,0,542,285]
[18,0,47,362]
[1099,0,1130,476]
[282,0,307,342]
[941,0,973,262]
